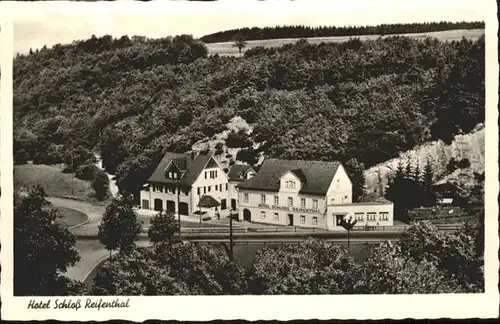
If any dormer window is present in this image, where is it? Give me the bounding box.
[285,181,296,189]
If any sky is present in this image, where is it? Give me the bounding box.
[6,0,487,54]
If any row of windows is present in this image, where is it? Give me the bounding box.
[354,212,389,221]
[248,193,350,206]
[197,184,228,195]
[259,211,318,224]
[252,194,320,209]
[205,170,218,179]
[152,184,187,195]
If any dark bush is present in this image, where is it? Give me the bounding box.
[75,164,101,181]
[226,131,252,148]
[92,170,110,201]
[457,158,471,169]
[236,148,259,166]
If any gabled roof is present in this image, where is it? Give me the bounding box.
[237,158,341,196]
[197,195,221,208]
[148,152,213,187]
[227,164,254,181]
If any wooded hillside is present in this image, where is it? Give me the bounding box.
[13,32,485,199]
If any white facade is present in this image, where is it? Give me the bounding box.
[139,157,230,215]
[237,161,394,230]
[190,166,230,213]
[237,188,328,228]
[326,202,394,230]
[326,164,353,205]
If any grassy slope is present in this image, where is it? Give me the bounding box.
[14,164,110,204]
[364,125,485,196]
[206,29,485,56]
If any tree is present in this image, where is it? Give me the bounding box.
[355,241,459,294]
[98,192,142,256]
[148,211,181,244]
[343,157,366,202]
[92,170,110,201]
[248,238,360,294]
[404,158,413,179]
[232,33,247,56]
[422,158,437,206]
[92,242,247,295]
[399,221,483,292]
[14,186,84,295]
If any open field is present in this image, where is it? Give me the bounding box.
[15,164,95,202]
[206,29,485,56]
[15,164,112,204]
[55,206,89,228]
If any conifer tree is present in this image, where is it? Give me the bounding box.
[413,158,421,183]
[405,158,413,179]
[422,158,437,206]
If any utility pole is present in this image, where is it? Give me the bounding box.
[229,209,234,261]
[71,151,74,196]
[177,179,181,239]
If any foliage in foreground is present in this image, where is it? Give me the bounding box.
[91,242,247,295]
[148,210,181,244]
[92,218,483,295]
[98,192,142,253]
[14,186,86,296]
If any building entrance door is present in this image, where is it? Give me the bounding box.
[166,200,175,213]
[231,199,237,210]
[288,214,294,226]
[179,202,189,215]
[154,199,162,211]
[221,199,227,210]
[243,209,251,222]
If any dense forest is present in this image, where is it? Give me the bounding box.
[13,32,485,200]
[200,21,485,43]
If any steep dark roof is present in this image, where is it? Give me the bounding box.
[197,195,220,208]
[237,158,341,196]
[227,164,253,181]
[148,152,213,187]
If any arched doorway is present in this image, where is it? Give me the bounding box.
[179,202,189,216]
[243,209,251,222]
[166,200,175,213]
[154,199,163,211]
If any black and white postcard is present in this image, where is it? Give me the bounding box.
[0,0,498,321]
